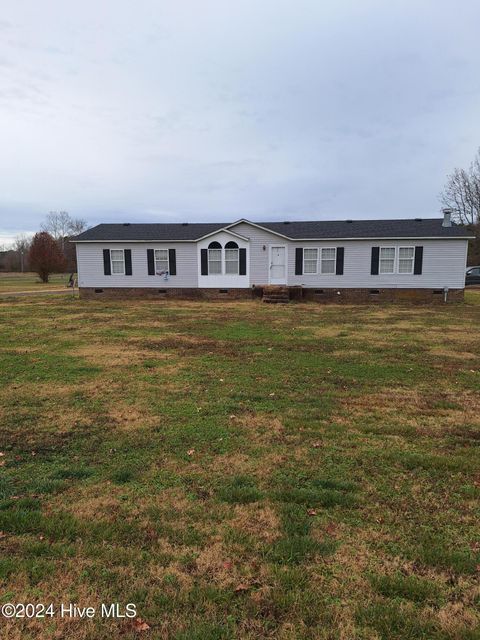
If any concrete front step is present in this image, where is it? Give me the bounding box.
[261,285,290,303]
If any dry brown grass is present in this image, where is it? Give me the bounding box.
[1,297,479,639]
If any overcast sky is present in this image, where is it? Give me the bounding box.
[1,0,479,244]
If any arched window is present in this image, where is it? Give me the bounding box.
[208,241,222,274]
[224,241,239,275]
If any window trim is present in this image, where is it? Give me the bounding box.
[377,245,416,275]
[397,246,415,275]
[320,246,337,275]
[298,246,338,276]
[303,248,318,275]
[110,249,125,275]
[154,248,170,274]
[208,247,223,275]
[378,246,396,275]
[225,247,239,275]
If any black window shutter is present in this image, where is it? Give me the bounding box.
[201,249,208,275]
[239,248,247,275]
[295,248,303,275]
[103,249,111,275]
[124,249,132,275]
[336,247,344,275]
[414,246,423,275]
[169,249,177,275]
[371,247,380,275]
[147,249,155,275]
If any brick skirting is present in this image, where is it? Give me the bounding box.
[300,287,464,304]
[79,286,464,303]
[79,287,255,300]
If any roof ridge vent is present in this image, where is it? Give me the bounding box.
[346,219,353,223]
[283,221,290,224]
[123,222,131,226]
[414,217,422,222]
[182,222,189,226]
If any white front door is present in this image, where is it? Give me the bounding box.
[269,245,287,284]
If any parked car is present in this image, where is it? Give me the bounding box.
[465,266,480,286]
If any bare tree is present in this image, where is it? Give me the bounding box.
[41,211,88,251]
[41,211,71,244]
[69,218,87,235]
[441,148,480,225]
[13,234,32,272]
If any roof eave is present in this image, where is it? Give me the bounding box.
[193,227,250,242]
[225,219,292,240]
[72,238,197,243]
[72,234,474,243]
[285,235,476,241]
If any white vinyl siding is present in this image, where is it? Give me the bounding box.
[303,248,318,274]
[230,222,285,284]
[379,247,395,274]
[321,248,336,274]
[227,223,468,289]
[75,227,469,291]
[398,247,414,274]
[155,249,169,274]
[285,239,468,289]
[197,230,249,287]
[76,243,197,288]
[110,249,125,275]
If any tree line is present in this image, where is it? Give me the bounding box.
[0,211,88,282]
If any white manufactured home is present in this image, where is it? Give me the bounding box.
[73,213,472,303]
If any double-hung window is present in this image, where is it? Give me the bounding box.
[225,241,239,274]
[320,248,336,274]
[303,248,318,274]
[110,249,125,274]
[208,242,222,274]
[379,247,395,274]
[155,249,169,274]
[398,247,414,274]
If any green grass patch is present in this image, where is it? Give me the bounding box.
[0,297,479,638]
[369,572,442,603]
[217,476,262,504]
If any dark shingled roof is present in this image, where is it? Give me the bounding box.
[259,218,471,239]
[73,218,472,242]
[73,223,226,242]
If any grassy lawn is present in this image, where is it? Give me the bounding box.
[1,293,479,639]
[0,272,70,292]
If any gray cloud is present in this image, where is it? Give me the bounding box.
[0,0,480,242]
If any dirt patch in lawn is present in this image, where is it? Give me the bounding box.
[230,503,281,544]
[70,343,173,366]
